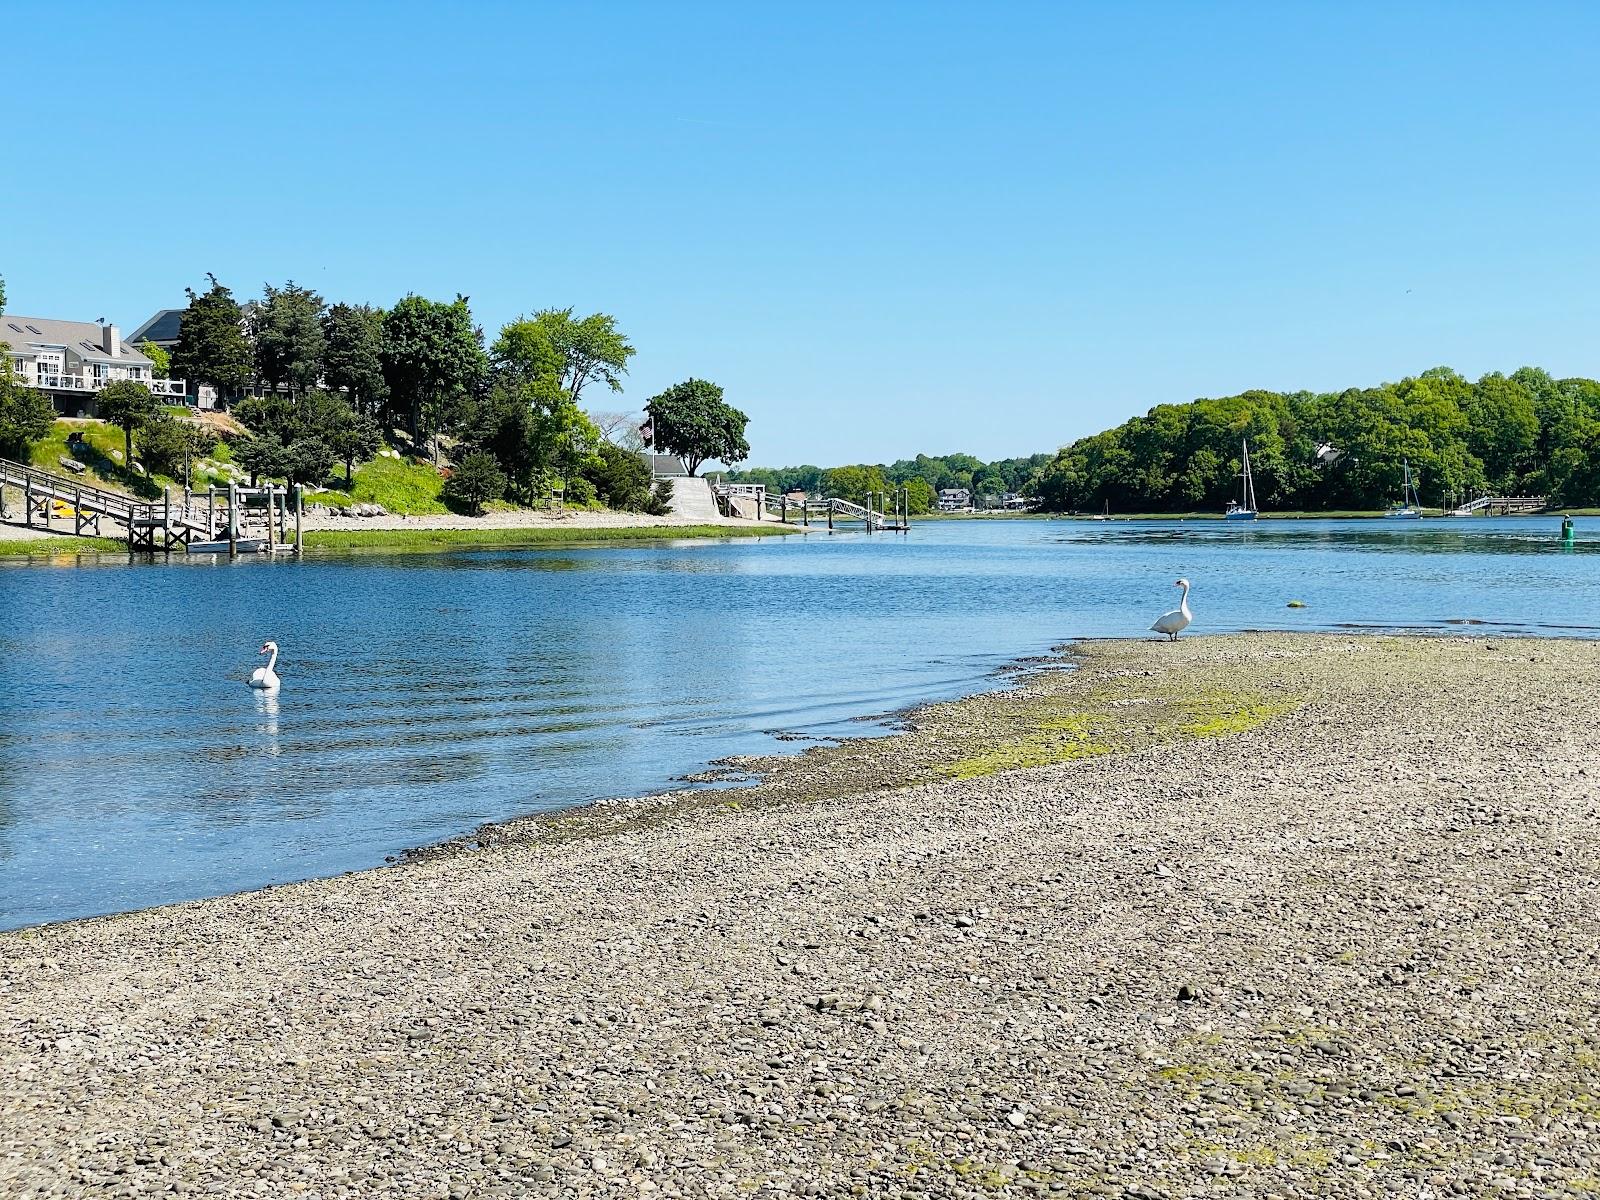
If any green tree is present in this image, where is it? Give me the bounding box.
[170,274,253,401]
[380,295,486,452]
[284,437,335,487]
[525,308,634,405]
[96,379,159,468]
[252,282,327,397]
[136,411,190,478]
[481,317,604,496]
[645,378,749,475]
[582,441,657,510]
[321,303,389,418]
[822,464,889,505]
[903,477,937,514]
[233,434,292,486]
[1466,372,1538,493]
[0,379,55,459]
[442,450,506,515]
[135,339,170,379]
[327,409,381,486]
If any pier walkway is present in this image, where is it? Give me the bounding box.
[0,455,303,554]
[1448,495,1548,516]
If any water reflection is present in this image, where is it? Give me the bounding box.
[0,515,1597,928]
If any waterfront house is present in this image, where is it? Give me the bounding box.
[937,487,972,512]
[2,316,187,417]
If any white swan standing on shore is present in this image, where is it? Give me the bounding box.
[1151,579,1193,641]
[249,641,281,690]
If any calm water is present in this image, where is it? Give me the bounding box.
[1,516,1596,929]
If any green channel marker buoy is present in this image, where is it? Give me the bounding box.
[1287,599,1306,608]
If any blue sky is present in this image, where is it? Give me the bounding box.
[6,2,1599,465]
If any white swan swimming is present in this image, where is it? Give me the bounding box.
[1150,578,1192,641]
[249,641,281,691]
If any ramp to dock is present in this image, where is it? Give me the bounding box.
[665,475,723,522]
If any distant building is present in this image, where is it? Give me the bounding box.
[937,487,972,512]
[128,307,237,409]
[782,488,809,503]
[125,308,185,353]
[2,316,187,417]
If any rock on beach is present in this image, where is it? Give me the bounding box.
[2,632,1600,1199]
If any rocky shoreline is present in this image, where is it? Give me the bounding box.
[3,633,1599,1199]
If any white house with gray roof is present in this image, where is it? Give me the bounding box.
[2,316,187,416]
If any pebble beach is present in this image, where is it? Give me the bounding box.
[3,633,1599,1199]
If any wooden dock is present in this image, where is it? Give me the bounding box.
[0,456,304,555]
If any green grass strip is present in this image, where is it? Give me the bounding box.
[0,536,125,557]
[301,523,798,552]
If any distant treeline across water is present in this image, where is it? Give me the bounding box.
[733,366,1600,513]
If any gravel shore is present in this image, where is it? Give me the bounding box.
[4,634,1599,1199]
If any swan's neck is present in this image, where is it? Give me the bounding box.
[265,648,278,674]
[1179,584,1191,611]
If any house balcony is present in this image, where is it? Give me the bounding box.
[35,374,188,400]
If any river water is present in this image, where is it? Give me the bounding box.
[1,516,1595,929]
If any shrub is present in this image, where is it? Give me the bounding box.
[0,381,56,459]
[442,450,506,515]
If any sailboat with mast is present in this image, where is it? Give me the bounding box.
[1224,438,1259,520]
[1385,458,1423,519]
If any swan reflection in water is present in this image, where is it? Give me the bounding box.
[252,690,281,756]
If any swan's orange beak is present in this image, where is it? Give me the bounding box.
[259,644,271,654]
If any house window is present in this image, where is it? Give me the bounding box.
[91,362,106,382]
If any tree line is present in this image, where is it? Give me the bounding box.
[727,452,1050,513]
[732,366,1600,514]
[1031,367,1600,512]
[1,272,752,516]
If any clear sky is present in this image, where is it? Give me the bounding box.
[6,1,1599,466]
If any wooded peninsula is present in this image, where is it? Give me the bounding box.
[732,366,1600,513]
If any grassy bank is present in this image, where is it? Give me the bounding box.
[302,522,797,552]
[0,536,124,557]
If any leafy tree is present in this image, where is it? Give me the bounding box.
[252,282,326,397]
[170,274,253,401]
[327,409,381,486]
[442,450,506,515]
[135,339,170,379]
[96,379,159,467]
[380,295,486,451]
[321,303,389,417]
[477,318,604,496]
[1465,372,1538,493]
[284,437,335,487]
[234,388,377,486]
[644,378,749,475]
[822,464,889,505]
[903,477,937,514]
[0,378,55,459]
[525,308,634,405]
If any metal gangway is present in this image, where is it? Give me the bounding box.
[712,480,910,532]
[1447,495,1548,517]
